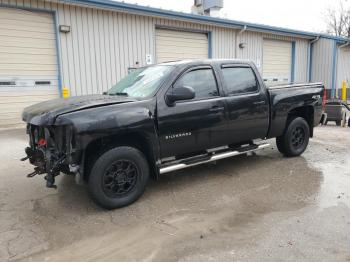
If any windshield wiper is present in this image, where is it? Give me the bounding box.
[110,92,129,96]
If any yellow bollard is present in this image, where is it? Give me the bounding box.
[341,80,347,101]
[62,86,70,99]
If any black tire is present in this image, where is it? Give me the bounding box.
[336,120,341,126]
[276,136,286,154]
[276,117,310,157]
[88,146,149,209]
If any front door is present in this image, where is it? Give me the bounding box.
[157,66,226,158]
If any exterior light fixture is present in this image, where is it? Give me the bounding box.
[239,43,246,49]
[59,25,71,33]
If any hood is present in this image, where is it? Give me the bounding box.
[22,95,137,125]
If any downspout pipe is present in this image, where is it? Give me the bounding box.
[339,41,350,48]
[331,40,338,98]
[310,36,320,44]
[308,36,320,82]
[235,25,247,58]
[239,25,247,34]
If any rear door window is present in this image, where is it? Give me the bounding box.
[221,67,259,95]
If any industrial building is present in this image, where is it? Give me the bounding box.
[0,0,349,128]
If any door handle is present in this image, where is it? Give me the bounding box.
[253,101,266,105]
[209,106,225,112]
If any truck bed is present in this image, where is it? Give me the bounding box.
[266,82,325,138]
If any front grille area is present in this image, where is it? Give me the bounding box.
[27,124,45,149]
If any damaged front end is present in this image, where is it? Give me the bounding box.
[22,124,80,189]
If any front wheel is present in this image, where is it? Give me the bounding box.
[276,117,310,157]
[88,146,149,209]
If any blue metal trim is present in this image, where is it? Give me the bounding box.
[308,42,314,82]
[53,11,63,97]
[208,31,213,58]
[0,4,63,97]
[331,40,338,98]
[0,3,55,14]
[67,0,350,42]
[291,41,296,83]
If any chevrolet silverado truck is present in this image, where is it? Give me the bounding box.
[22,59,324,209]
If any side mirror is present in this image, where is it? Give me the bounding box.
[166,86,195,105]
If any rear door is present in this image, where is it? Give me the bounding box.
[157,66,227,158]
[219,64,269,144]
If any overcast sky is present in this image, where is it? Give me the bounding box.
[121,0,348,33]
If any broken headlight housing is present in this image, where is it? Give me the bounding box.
[24,124,77,188]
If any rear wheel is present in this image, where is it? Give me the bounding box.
[276,117,310,157]
[88,146,149,209]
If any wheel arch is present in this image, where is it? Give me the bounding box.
[83,132,159,182]
[287,106,314,137]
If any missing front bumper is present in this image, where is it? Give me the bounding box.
[22,147,66,189]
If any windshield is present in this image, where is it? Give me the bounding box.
[107,65,173,98]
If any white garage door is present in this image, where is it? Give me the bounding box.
[263,39,292,85]
[156,28,208,63]
[0,8,59,129]
[337,47,350,93]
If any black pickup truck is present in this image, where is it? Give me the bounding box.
[22,59,324,209]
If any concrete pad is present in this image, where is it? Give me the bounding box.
[0,126,349,261]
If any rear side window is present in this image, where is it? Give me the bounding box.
[221,67,258,95]
[174,68,219,100]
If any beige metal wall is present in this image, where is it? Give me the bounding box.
[0,0,310,98]
[310,38,334,90]
[236,31,309,83]
[236,31,262,70]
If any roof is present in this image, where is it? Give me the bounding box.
[160,59,255,66]
[66,0,350,43]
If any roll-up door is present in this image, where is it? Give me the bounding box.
[263,39,292,85]
[0,7,59,129]
[156,28,208,63]
[337,47,350,96]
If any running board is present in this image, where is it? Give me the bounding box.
[159,143,270,174]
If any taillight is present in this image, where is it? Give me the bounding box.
[322,89,327,109]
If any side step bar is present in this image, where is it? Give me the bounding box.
[159,143,270,174]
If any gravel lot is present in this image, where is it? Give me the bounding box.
[0,125,350,262]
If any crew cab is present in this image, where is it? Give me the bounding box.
[22,59,324,209]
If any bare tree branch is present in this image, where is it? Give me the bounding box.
[324,0,350,37]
